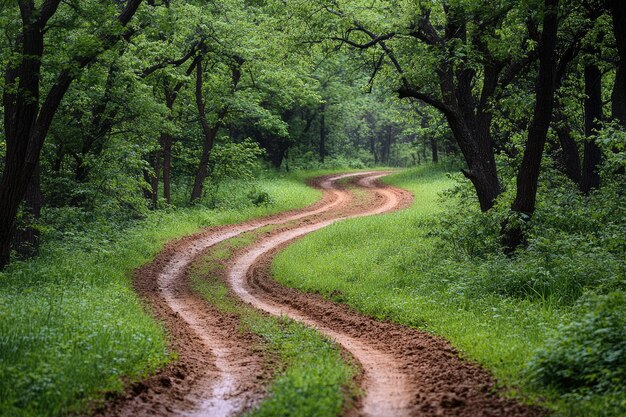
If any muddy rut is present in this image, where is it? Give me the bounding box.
[100,172,541,417]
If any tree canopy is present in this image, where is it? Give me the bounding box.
[0,0,624,264]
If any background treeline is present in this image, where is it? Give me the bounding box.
[0,0,456,268]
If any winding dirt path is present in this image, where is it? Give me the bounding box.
[101,171,542,417]
[227,175,415,417]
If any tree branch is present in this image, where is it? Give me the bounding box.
[332,32,395,49]
[398,85,454,116]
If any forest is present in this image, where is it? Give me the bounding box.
[0,0,624,416]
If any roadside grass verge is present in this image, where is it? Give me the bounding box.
[0,173,321,417]
[189,233,356,417]
[272,164,625,416]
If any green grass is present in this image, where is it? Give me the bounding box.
[0,173,322,417]
[272,164,624,416]
[189,235,356,417]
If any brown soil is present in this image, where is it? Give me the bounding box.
[96,172,372,416]
[99,171,543,417]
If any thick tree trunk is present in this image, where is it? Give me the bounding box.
[444,114,500,212]
[503,0,559,253]
[0,5,47,268]
[580,64,603,194]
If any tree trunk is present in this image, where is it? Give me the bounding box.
[503,0,559,253]
[191,57,241,202]
[0,0,143,269]
[609,0,626,127]
[160,87,177,205]
[430,137,438,163]
[580,63,602,194]
[13,163,42,258]
[191,60,215,202]
[148,150,161,209]
[319,102,326,163]
[382,126,393,165]
[445,114,501,212]
[270,139,290,168]
[161,133,172,204]
[370,136,378,164]
[555,122,581,184]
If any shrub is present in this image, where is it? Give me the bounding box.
[527,292,626,396]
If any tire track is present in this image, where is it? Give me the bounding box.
[100,172,386,417]
[155,173,368,416]
[103,171,541,417]
[227,174,416,417]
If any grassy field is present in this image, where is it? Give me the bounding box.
[189,231,356,417]
[272,165,625,416]
[0,173,322,417]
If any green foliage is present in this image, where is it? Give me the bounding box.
[527,292,626,416]
[528,292,626,394]
[209,139,265,184]
[202,139,266,206]
[273,165,626,416]
[433,166,624,303]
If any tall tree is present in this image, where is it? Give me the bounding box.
[191,55,243,202]
[0,0,144,268]
[580,61,603,193]
[314,1,538,210]
[504,0,560,252]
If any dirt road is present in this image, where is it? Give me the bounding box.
[101,172,540,417]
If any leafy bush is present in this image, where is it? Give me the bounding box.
[433,173,502,258]
[432,166,624,303]
[527,292,626,415]
[247,189,272,206]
